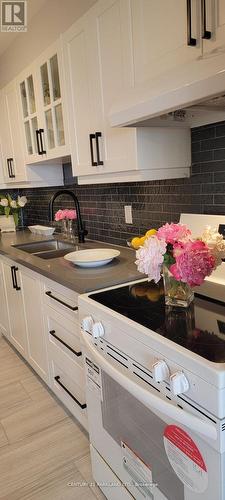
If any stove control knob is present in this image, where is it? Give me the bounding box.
[82,316,94,333]
[170,371,189,395]
[92,321,105,339]
[152,360,170,382]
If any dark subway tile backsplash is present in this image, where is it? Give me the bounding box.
[2,122,225,247]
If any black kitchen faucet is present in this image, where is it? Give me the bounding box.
[48,189,88,243]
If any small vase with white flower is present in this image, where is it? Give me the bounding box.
[0,194,27,232]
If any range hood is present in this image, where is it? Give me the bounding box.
[109,52,225,128]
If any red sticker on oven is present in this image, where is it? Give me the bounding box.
[163,425,208,493]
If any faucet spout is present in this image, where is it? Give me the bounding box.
[49,189,88,243]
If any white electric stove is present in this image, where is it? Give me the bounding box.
[79,214,225,500]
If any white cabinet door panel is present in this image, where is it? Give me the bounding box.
[131,0,202,85]
[3,262,27,357]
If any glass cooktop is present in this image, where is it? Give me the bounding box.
[91,280,225,363]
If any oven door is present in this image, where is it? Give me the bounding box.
[82,330,223,500]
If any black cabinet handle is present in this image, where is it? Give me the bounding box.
[54,376,87,409]
[89,133,98,166]
[7,158,12,178]
[10,266,16,289]
[49,330,82,357]
[45,291,78,311]
[7,158,15,178]
[201,0,211,39]
[96,132,104,165]
[187,0,197,46]
[39,129,46,155]
[13,267,21,291]
[36,129,42,155]
[9,159,15,178]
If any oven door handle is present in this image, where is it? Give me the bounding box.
[82,331,217,441]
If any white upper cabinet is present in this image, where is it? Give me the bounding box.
[130,0,202,85]
[63,0,190,183]
[202,0,225,54]
[17,40,70,164]
[63,0,135,177]
[0,81,27,183]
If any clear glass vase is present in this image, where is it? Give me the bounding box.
[61,219,68,238]
[163,265,194,308]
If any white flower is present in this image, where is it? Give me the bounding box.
[201,225,225,266]
[0,198,8,207]
[135,235,167,283]
[17,196,27,208]
[10,200,17,208]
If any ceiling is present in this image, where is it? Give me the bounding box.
[0,0,47,57]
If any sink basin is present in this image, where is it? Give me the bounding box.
[13,239,77,259]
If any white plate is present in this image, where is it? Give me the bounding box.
[64,248,120,267]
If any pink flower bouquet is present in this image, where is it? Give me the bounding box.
[135,222,225,306]
[54,209,77,221]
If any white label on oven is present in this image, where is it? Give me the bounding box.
[85,357,103,400]
[121,441,158,499]
[163,425,208,493]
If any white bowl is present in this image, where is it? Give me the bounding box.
[28,225,55,236]
[64,248,120,268]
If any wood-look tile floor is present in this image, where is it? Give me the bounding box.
[0,336,105,500]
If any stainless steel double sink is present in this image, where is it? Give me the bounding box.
[13,239,79,260]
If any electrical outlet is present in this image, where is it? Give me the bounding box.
[124,205,133,224]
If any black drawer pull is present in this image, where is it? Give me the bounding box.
[11,266,20,291]
[10,266,16,289]
[36,129,42,155]
[54,376,87,409]
[201,0,211,39]
[187,0,197,46]
[89,133,98,166]
[45,291,78,311]
[96,132,104,165]
[39,128,46,155]
[49,330,82,357]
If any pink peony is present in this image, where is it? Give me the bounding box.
[65,209,77,220]
[54,210,65,221]
[157,223,191,245]
[170,240,216,287]
[135,235,167,283]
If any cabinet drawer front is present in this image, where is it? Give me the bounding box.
[46,306,82,361]
[49,353,87,428]
[43,279,78,319]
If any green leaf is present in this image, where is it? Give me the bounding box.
[163,252,175,268]
[4,207,10,217]
[13,212,19,227]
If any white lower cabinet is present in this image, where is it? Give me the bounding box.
[43,294,88,430]
[20,270,49,382]
[0,256,87,429]
[2,259,49,383]
[0,261,10,338]
[2,261,27,357]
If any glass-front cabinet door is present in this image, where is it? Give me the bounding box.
[18,68,42,164]
[17,40,69,164]
[36,41,69,159]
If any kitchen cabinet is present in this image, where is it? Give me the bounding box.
[0,261,10,338]
[0,81,27,183]
[20,269,49,383]
[202,0,225,55]
[63,0,190,183]
[2,259,49,383]
[130,0,202,85]
[2,261,27,357]
[17,40,69,164]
